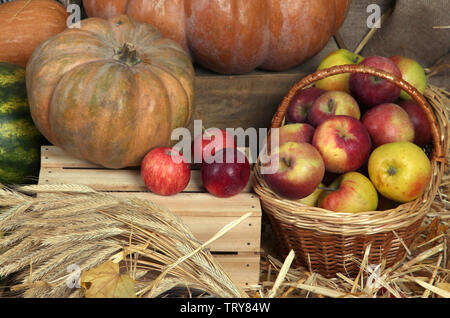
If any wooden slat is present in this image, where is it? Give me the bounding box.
[179,215,260,253]
[41,146,101,169]
[112,192,261,218]
[41,146,256,169]
[112,192,261,253]
[214,253,260,287]
[39,167,255,193]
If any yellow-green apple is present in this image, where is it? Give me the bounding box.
[349,56,402,108]
[312,116,372,174]
[307,90,361,127]
[368,142,431,203]
[299,183,324,207]
[286,87,326,123]
[279,123,315,145]
[318,172,378,213]
[398,100,432,146]
[361,103,414,147]
[315,49,364,93]
[262,142,325,200]
[389,56,427,100]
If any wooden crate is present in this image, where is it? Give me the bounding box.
[38,146,261,288]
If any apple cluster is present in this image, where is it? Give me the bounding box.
[140,129,251,198]
[263,50,433,213]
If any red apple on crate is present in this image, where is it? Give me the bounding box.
[312,116,372,174]
[307,90,361,127]
[349,56,402,108]
[315,49,365,93]
[390,56,427,100]
[192,128,235,163]
[262,142,325,200]
[279,123,315,145]
[361,103,415,147]
[368,142,432,203]
[318,172,378,213]
[398,100,432,146]
[141,147,191,196]
[201,148,250,198]
[285,87,326,123]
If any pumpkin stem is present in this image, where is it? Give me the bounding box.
[113,43,142,67]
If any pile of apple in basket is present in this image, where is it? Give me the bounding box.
[261,50,432,212]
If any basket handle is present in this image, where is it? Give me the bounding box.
[270,64,444,162]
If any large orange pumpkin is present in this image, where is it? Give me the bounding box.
[0,0,68,67]
[83,0,351,74]
[26,15,195,169]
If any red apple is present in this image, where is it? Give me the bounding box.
[201,148,250,198]
[279,123,315,145]
[318,172,378,213]
[389,56,427,100]
[312,116,372,174]
[141,147,191,196]
[398,100,432,146]
[192,128,235,163]
[262,142,325,200]
[361,103,415,147]
[349,56,402,108]
[285,87,326,123]
[307,90,361,127]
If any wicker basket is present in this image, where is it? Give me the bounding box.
[253,64,449,278]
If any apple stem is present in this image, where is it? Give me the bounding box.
[388,166,397,176]
[318,186,337,192]
[281,157,291,168]
[328,99,336,113]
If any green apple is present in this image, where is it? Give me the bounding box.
[389,56,427,100]
[318,172,378,213]
[315,49,364,93]
[368,142,431,203]
[299,183,324,207]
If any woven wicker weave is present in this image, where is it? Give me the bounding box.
[253,64,449,278]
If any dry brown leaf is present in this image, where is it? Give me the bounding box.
[425,218,440,242]
[80,261,136,298]
[438,224,448,235]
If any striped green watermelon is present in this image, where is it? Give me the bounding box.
[0,62,46,184]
